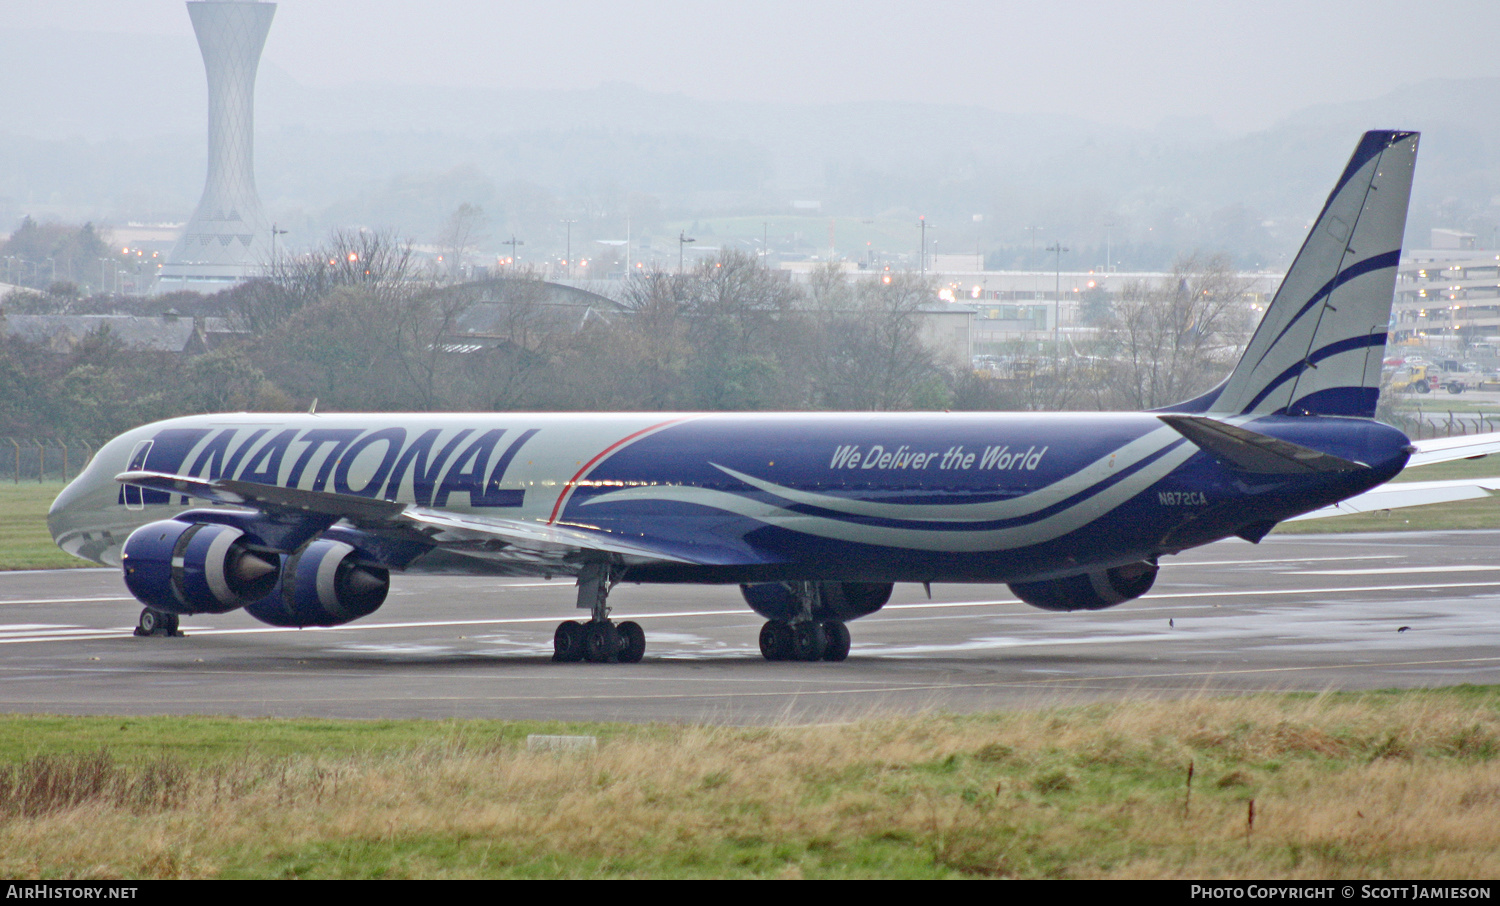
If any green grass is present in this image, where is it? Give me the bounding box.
[1274,449,1500,534]
[3,692,1499,878]
[0,482,88,570]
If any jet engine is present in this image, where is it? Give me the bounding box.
[121,519,279,615]
[246,539,390,628]
[1007,560,1158,612]
[740,581,893,622]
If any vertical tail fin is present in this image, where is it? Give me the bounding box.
[1203,130,1418,419]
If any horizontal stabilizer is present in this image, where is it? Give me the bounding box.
[1404,431,1500,468]
[1288,477,1500,520]
[1158,415,1367,474]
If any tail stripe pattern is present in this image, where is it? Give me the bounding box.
[1197,130,1418,420]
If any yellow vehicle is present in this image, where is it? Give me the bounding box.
[1388,363,1468,394]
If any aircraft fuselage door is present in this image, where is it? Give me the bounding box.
[122,440,153,510]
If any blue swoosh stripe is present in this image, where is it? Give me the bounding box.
[1249,250,1401,374]
[1328,131,1413,201]
[1243,332,1389,413]
[761,439,1188,532]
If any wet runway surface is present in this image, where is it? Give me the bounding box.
[2,531,1498,724]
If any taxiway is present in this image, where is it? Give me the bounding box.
[1,530,1497,723]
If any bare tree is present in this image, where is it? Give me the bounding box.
[443,271,587,410]
[1098,253,1254,410]
[810,272,942,410]
[437,203,487,281]
[230,229,423,335]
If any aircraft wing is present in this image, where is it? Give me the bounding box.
[1405,431,1500,467]
[115,470,694,567]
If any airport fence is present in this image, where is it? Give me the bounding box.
[1389,409,1499,441]
[0,439,99,484]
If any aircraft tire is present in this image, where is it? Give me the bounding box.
[135,608,178,637]
[617,621,646,664]
[792,621,827,661]
[584,621,620,663]
[553,621,586,662]
[759,620,792,661]
[820,622,851,661]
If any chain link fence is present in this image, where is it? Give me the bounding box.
[0,439,98,484]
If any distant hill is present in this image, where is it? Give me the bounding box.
[1,26,1495,265]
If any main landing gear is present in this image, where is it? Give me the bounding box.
[756,582,851,662]
[758,619,850,661]
[134,608,181,637]
[552,563,645,664]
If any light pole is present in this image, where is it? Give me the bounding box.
[919,216,927,279]
[270,224,287,278]
[678,231,696,273]
[561,219,576,278]
[1047,242,1069,360]
[504,236,524,267]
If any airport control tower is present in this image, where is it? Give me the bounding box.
[156,1,276,294]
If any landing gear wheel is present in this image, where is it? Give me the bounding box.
[135,608,179,637]
[791,621,827,661]
[759,620,793,661]
[617,621,646,663]
[820,621,851,662]
[584,621,620,663]
[552,620,586,662]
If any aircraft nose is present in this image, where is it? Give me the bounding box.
[47,475,90,549]
[47,469,122,566]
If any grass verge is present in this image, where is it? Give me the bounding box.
[3,690,1499,879]
[0,483,87,570]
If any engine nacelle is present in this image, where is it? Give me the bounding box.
[1008,561,1158,612]
[121,520,279,615]
[246,540,390,628]
[740,581,893,622]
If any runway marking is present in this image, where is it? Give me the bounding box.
[2,577,1498,646]
[1292,565,1500,576]
[0,597,136,606]
[1167,555,1399,567]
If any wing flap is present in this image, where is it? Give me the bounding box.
[401,508,694,564]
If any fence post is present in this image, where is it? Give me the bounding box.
[60,440,68,483]
[35,439,43,483]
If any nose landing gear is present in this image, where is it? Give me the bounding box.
[134,608,182,637]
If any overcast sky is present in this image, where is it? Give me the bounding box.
[10,1,1500,132]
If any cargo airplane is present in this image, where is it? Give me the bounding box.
[49,131,1478,663]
